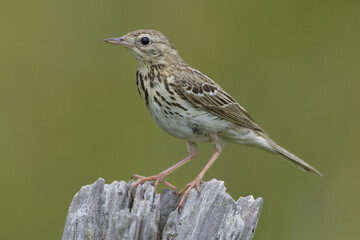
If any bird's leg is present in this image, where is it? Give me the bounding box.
[132,142,198,192]
[178,140,222,209]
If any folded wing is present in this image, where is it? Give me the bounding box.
[175,68,264,133]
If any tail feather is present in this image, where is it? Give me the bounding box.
[264,136,323,176]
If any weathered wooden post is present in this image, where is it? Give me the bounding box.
[62,178,262,240]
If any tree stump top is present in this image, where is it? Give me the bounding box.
[62,178,263,240]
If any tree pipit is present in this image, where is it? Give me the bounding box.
[104,30,322,208]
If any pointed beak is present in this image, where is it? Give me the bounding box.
[104,37,133,48]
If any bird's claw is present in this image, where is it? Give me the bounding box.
[177,176,203,209]
[131,173,177,192]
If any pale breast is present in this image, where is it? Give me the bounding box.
[135,65,231,142]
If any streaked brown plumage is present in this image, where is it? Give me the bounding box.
[104,30,322,208]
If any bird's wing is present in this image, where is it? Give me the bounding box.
[175,68,264,132]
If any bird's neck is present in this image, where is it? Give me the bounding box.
[137,54,187,70]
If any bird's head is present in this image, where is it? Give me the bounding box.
[104,30,180,66]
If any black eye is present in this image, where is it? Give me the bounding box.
[141,37,150,45]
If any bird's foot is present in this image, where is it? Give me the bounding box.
[178,175,204,209]
[131,174,177,192]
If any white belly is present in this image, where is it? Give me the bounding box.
[147,95,231,143]
[136,66,231,143]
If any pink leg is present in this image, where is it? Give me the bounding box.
[132,142,198,192]
[178,141,222,208]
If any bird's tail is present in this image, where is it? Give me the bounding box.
[262,134,323,176]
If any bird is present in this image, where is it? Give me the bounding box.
[104,29,322,208]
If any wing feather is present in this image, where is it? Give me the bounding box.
[175,68,264,132]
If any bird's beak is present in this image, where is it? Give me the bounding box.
[104,37,133,48]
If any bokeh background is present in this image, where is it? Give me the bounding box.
[1,0,359,239]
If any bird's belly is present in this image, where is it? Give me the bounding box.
[147,100,230,142]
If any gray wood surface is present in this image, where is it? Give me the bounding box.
[62,178,263,240]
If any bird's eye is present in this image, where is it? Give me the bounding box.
[141,37,150,46]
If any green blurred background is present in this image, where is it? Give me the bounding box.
[1,0,359,239]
